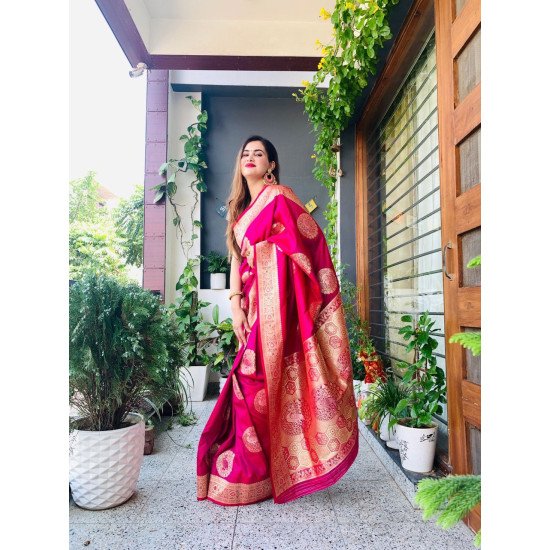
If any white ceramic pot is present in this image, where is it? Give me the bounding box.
[210,273,227,289]
[395,421,438,473]
[180,364,212,401]
[379,413,397,442]
[69,413,145,510]
[219,376,228,393]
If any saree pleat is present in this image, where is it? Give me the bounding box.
[197,184,358,506]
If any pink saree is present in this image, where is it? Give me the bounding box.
[197,184,358,506]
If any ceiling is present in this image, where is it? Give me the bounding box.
[123,0,336,59]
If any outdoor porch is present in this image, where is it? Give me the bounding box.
[69,394,475,550]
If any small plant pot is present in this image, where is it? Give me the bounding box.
[378,413,397,442]
[144,425,155,455]
[69,413,145,510]
[210,273,226,290]
[180,364,212,402]
[395,420,438,473]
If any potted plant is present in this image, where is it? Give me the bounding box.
[172,259,216,401]
[358,335,386,396]
[389,312,447,473]
[204,304,239,392]
[144,419,155,455]
[339,277,369,385]
[359,377,410,445]
[69,273,181,509]
[203,250,229,290]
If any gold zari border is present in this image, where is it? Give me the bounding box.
[197,474,272,505]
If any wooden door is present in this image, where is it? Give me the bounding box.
[434,0,481,532]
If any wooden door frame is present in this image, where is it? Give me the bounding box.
[354,0,481,533]
[355,0,435,320]
[434,0,481,532]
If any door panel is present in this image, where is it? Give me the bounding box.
[434,0,481,533]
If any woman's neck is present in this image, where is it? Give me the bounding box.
[246,178,265,202]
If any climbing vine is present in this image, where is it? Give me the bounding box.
[152,96,208,261]
[295,0,399,265]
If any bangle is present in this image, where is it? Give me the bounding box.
[228,291,243,301]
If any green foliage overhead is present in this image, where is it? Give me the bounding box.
[69,221,126,281]
[295,0,400,264]
[467,255,481,268]
[416,475,481,547]
[449,332,481,356]
[69,273,186,431]
[450,256,481,355]
[69,171,107,225]
[112,184,144,268]
[69,172,143,281]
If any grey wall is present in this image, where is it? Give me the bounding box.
[339,124,357,286]
[198,89,330,288]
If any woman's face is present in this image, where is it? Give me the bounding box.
[240,140,274,181]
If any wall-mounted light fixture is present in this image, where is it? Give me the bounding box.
[129,62,148,78]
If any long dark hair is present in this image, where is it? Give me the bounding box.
[225,135,280,260]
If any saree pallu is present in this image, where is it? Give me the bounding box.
[197,184,358,505]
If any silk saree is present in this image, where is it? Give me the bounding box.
[197,184,358,506]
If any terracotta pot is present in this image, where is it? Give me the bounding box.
[144,425,155,455]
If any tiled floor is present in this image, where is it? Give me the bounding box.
[70,396,476,550]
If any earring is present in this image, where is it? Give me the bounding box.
[263,169,277,185]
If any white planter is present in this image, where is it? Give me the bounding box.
[69,413,145,510]
[219,376,228,393]
[379,413,397,442]
[210,273,227,289]
[395,421,438,473]
[180,364,212,401]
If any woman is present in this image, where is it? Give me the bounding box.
[197,135,358,506]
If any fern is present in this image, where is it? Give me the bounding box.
[416,475,481,547]
[448,332,481,356]
[467,255,481,268]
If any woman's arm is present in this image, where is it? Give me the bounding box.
[229,254,251,348]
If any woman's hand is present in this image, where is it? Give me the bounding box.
[232,307,251,348]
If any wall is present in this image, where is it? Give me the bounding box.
[199,88,329,288]
[164,90,202,306]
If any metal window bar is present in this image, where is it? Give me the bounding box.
[386,186,440,229]
[368,248,441,278]
[366,142,439,221]
[368,290,444,300]
[384,163,440,217]
[369,309,444,316]
[365,61,437,152]
[365,89,438,182]
[366,207,441,254]
[365,185,441,255]
[367,227,441,266]
[389,268,443,283]
[383,104,438,175]
[368,320,446,338]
